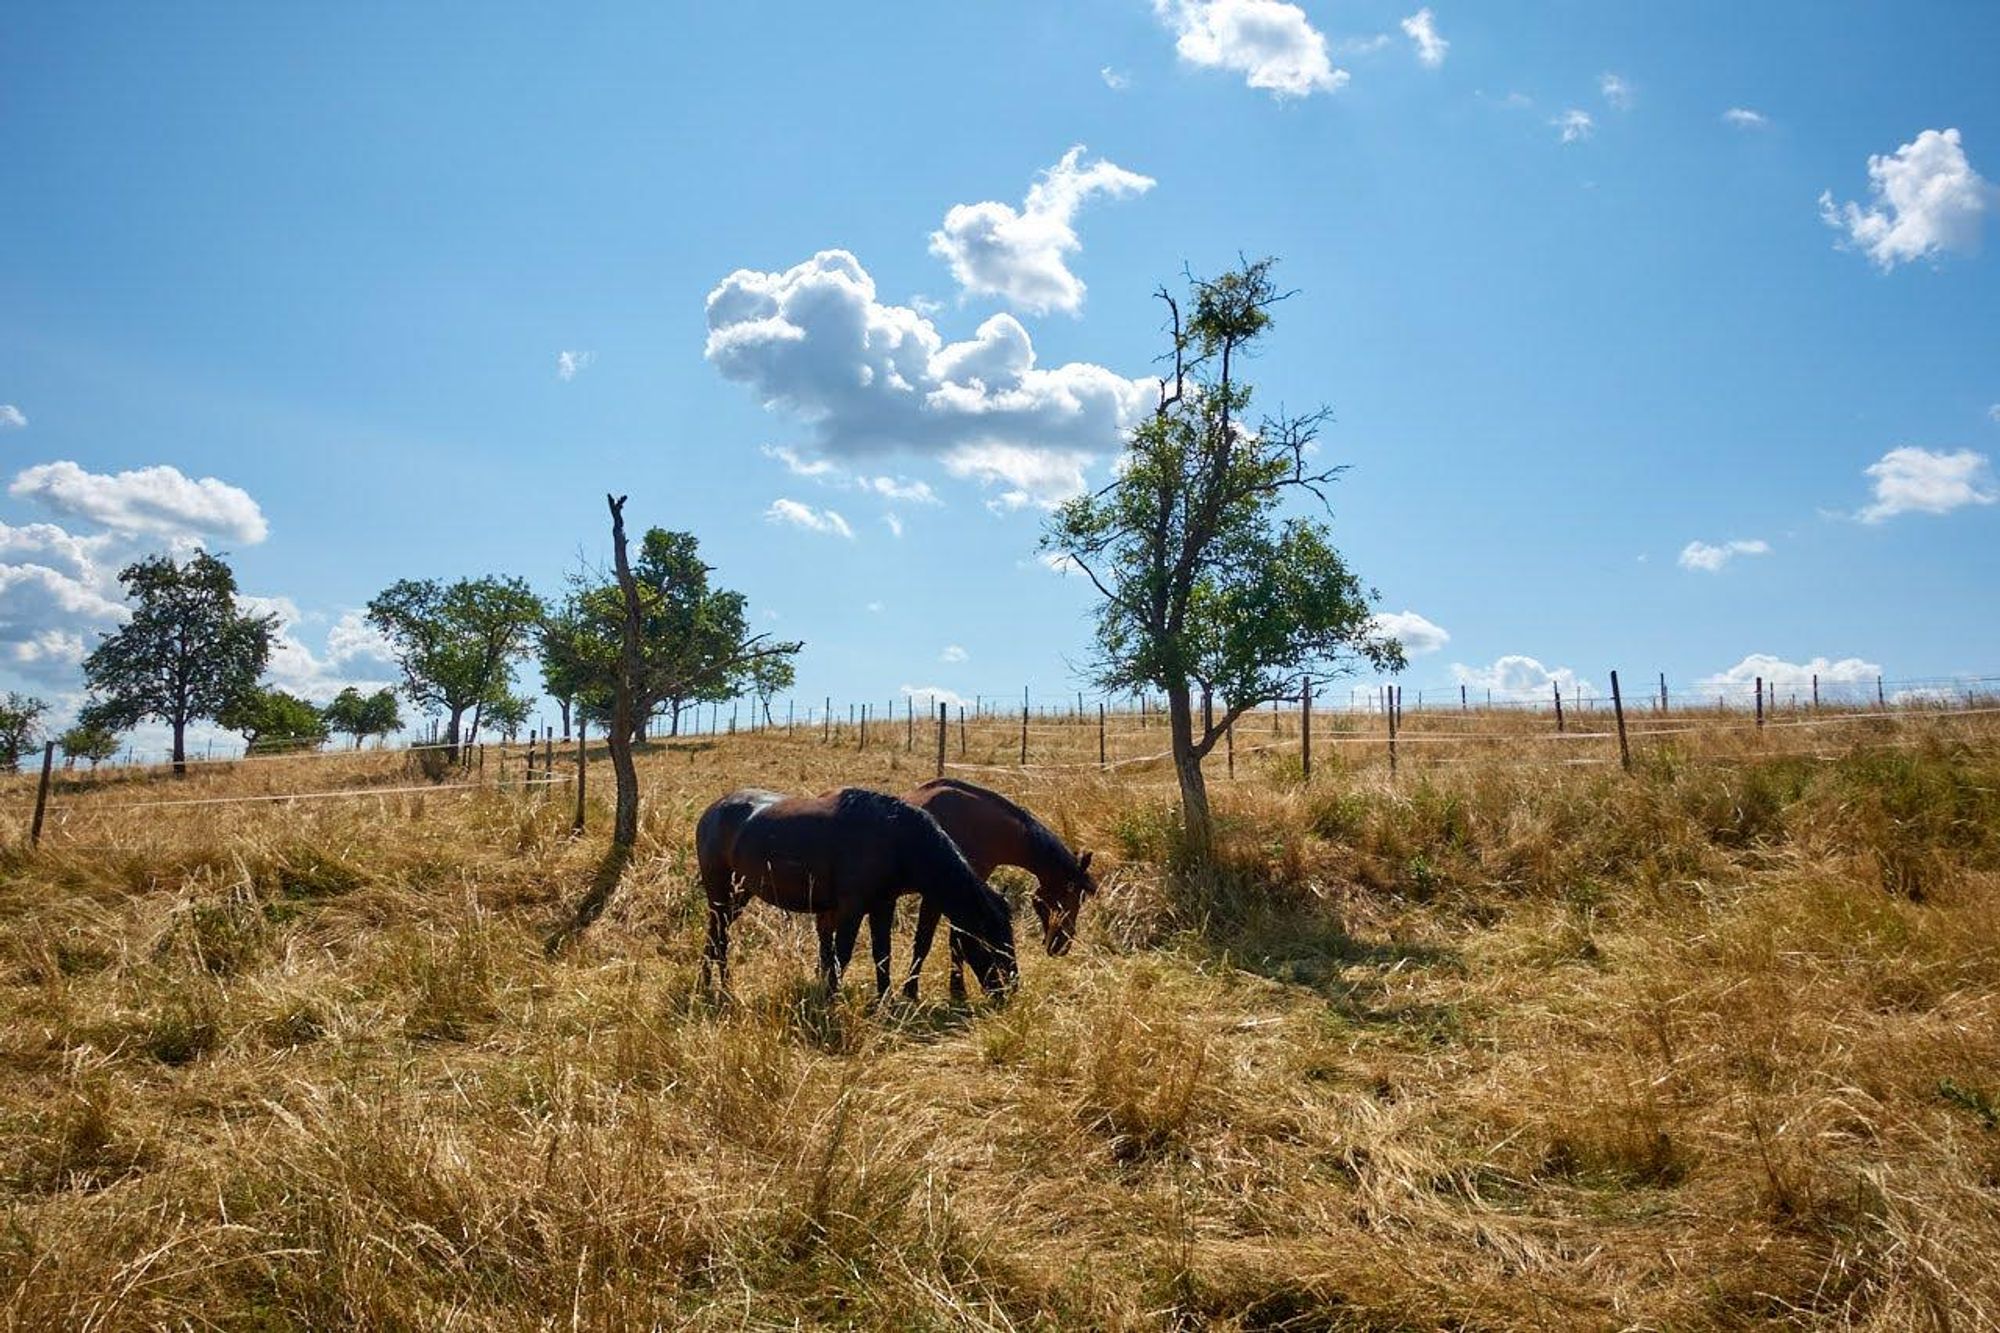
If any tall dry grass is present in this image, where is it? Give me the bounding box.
[1,711,1997,1328]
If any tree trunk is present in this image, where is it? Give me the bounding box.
[171,717,188,779]
[1166,679,1213,862]
[669,700,682,737]
[444,707,465,764]
[558,697,572,742]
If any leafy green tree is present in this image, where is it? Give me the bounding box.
[0,692,49,772]
[1044,260,1403,860]
[58,720,122,770]
[323,686,403,748]
[541,528,796,743]
[749,652,795,727]
[81,552,276,777]
[481,688,533,742]
[365,576,544,761]
[219,687,331,755]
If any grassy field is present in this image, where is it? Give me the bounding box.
[3,709,1999,1330]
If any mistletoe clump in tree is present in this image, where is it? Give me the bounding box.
[1044,259,1403,861]
[81,552,276,778]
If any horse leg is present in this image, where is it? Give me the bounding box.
[947,925,967,1003]
[904,899,942,1001]
[867,900,895,1003]
[700,870,740,997]
[831,908,865,995]
[816,910,839,996]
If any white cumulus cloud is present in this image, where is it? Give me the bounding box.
[10,460,268,545]
[1698,654,1880,696]
[1400,9,1447,68]
[763,498,854,539]
[930,147,1154,317]
[901,684,971,711]
[1553,109,1593,144]
[1723,107,1767,130]
[939,644,968,663]
[943,442,1095,511]
[1367,609,1449,656]
[1677,538,1771,573]
[1450,655,1595,700]
[707,251,1148,494]
[1819,128,1997,270]
[1856,446,1997,522]
[1154,0,1347,98]
[0,406,25,430]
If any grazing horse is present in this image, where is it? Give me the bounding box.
[893,777,1098,1000]
[694,786,1018,1000]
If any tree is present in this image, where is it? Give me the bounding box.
[1043,260,1403,861]
[219,687,331,755]
[749,652,795,727]
[81,552,276,778]
[58,720,121,770]
[365,576,544,762]
[323,686,402,748]
[549,498,798,951]
[0,693,48,772]
[540,527,796,744]
[481,688,533,742]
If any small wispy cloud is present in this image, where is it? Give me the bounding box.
[556,350,595,381]
[1678,537,1771,573]
[1599,72,1634,110]
[939,644,969,663]
[0,405,25,430]
[1399,8,1447,67]
[1099,65,1130,90]
[1553,109,1594,144]
[763,498,854,538]
[762,443,839,478]
[1722,107,1768,130]
[883,513,904,538]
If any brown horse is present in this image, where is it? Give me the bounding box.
[892,777,1098,1000]
[694,786,1018,1000]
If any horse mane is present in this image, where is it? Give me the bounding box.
[838,787,1007,929]
[919,777,1081,878]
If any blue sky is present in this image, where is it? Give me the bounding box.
[4,2,1998,746]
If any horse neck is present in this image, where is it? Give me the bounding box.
[1011,820,1076,892]
[907,823,996,924]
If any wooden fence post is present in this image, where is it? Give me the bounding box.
[1019,695,1029,766]
[859,703,867,751]
[1554,682,1565,733]
[824,697,832,742]
[572,722,587,834]
[907,697,914,751]
[1811,673,1819,711]
[1877,675,1886,709]
[959,705,967,756]
[1387,683,1398,780]
[1610,670,1631,773]
[1098,702,1107,768]
[1301,677,1313,782]
[544,729,554,781]
[1226,712,1235,778]
[1460,683,1467,712]
[29,741,55,849]
[1755,676,1764,729]
[935,702,947,777]
[1658,672,1668,712]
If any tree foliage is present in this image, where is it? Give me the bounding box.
[365,576,544,758]
[748,652,796,725]
[540,528,797,741]
[218,687,331,755]
[58,721,121,769]
[322,686,402,748]
[1044,259,1403,857]
[0,692,48,772]
[81,552,275,776]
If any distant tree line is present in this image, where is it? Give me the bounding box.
[31,526,797,778]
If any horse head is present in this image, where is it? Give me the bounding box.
[1034,849,1097,957]
[957,894,1020,998]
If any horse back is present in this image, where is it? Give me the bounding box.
[904,779,1025,879]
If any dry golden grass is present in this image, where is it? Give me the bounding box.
[2,710,1998,1329]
